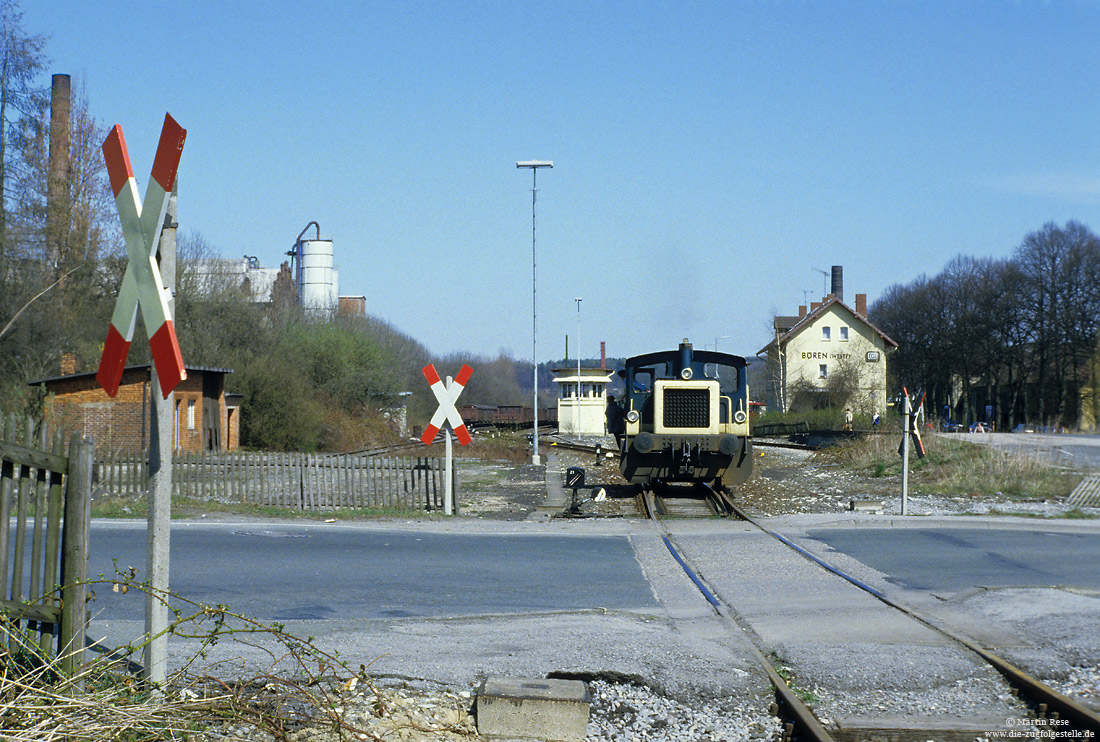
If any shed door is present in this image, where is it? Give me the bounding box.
[202,373,223,451]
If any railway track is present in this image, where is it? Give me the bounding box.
[638,485,833,741]
[345,439,426,456]
[640,484,1100,741]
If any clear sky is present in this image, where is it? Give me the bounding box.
[25,0,1100,363]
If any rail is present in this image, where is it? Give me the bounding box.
[640,485,836,741]
[728,502,1100,735]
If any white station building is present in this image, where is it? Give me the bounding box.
[553,367,614,436]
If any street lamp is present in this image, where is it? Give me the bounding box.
[517,160,553,465]
[575,297,582,435]
[714,335,731,352]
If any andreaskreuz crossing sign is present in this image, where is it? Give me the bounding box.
[420,363,473,446]
[96,113,187,398]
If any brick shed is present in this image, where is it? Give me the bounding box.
[29,361,237,454]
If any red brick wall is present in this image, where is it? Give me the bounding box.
[44,369,149,453]
[226,405,240,450]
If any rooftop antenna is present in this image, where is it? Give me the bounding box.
[813,267,828,298]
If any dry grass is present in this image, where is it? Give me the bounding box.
[819,433,1084,500]
[454,430,532,466]
[0,575,474,741]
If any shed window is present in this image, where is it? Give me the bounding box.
[187,400,196,429]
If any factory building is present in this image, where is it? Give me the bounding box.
[190,222,363,317]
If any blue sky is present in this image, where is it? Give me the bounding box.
[26,1,1100,363]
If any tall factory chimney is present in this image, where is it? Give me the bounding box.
[830,265,843,302]
[600,341,606,369]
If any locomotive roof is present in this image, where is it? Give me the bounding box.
[623,348,746,369]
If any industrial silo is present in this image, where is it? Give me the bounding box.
[299,238,338,312]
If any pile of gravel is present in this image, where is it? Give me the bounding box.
[1051,665,1100,705]
[586,680,780,741]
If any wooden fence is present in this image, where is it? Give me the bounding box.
[0,411,93,676]
[95,449,452,512]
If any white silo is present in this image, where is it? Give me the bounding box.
[288,222,339,313]
[299,239,338,312]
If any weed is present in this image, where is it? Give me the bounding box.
[818,433,1084,501]
[772,663,820,705]
[0,572,473,740]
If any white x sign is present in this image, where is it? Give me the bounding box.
[421,364,473,446]
[96,114,187,398]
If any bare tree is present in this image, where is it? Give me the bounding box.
[874,221,1100,429]
[0,0,46,254]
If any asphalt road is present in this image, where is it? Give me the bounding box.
[962,431,1100,469]
[82,519,1100,624]
[805,525,1100,592]
[87,521,659,622]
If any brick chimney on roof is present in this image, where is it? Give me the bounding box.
[856,293,867,317]
[798,305,807,317]
[61,352,78,375]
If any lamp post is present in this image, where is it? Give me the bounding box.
[714,335,731,352]
[575,297,582,435]
[517,160,553,465]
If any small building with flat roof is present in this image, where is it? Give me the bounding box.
[552,367,613,436]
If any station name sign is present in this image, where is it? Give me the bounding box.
[799,350,881,363]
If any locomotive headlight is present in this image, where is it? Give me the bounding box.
[718,435,739,456]
[625,409,640,423]
[633,432,655,454]
[680,367,693,380]
[734,410,748,424]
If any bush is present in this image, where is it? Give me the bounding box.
[237,357,324,451]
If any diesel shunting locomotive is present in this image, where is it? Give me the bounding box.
[613,340,752,491]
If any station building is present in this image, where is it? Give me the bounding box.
[758,290,897,417]
[552,367,614,436]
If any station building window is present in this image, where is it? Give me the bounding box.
[822,327,831,341]
[819,364,828,379]
[840,326,849,341]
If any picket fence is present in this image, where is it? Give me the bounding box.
[94,449,451,512]
[0,411,93,676]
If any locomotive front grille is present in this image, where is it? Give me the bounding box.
[663,388,710,428]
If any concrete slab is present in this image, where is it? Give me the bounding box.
[477,677,590,741]
[537,453,569,514]
[833,716,1015,742]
